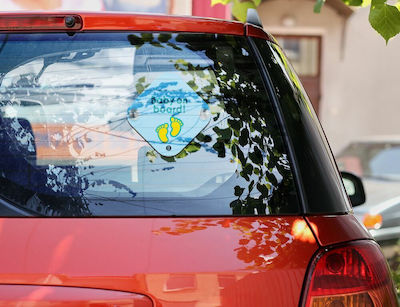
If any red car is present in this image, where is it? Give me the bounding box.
[0,11,397,306]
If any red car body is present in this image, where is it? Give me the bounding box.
[0,12,396,307]
[0,216,370,306]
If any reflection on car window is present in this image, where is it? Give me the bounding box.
[0,33,299,216]
[254,39,350,213]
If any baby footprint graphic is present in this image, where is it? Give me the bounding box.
[156,123,169,143]
[170,117,183,137]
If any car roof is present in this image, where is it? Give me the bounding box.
[0,11,275,41]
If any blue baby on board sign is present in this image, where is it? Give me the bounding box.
[127,72,211,156]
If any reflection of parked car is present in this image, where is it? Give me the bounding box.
[0,11,397,306]
[337,136,400,241]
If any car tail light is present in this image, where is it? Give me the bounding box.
[303,240,398,307]
[363,213,383,229]
[0,15,82,31]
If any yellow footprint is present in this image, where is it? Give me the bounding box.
[156,123,169,143]
[170,117,183,137]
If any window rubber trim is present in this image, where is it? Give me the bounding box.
[246,36,307,214]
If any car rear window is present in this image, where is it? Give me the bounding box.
[0,32,299,216]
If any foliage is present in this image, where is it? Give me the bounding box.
[392,265,400,298]
[368,0,400,43]
[212,0,400,43]
[129,32,297,215]
[152,218,308,270]
[211,0,260,22]
[0,32,296,216]
[386,243,400,298]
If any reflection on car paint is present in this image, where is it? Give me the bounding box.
[0,217,318,306]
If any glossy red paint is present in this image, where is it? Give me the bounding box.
[81,13,244,35]
[0,12,244,35]
[0,217,317,306]
[0,285,152,306]
[0,12,276,43]
[306,214,372,247]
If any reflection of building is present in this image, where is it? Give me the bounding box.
[0,0,103,10]
[104,0,169,13]
[104,0,230,17]
[257,0,400,152]
[170,0,231,19]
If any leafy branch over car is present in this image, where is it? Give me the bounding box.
[212,0,400,43]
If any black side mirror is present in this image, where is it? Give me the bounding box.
[341,171,366,207]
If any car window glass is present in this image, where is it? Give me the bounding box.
[254,38,350,213]
[0,33,299,216]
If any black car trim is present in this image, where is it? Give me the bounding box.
[246,36,307,214]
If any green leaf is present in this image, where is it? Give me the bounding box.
[369,1,400,43]
[237,147,246,165]
[231,143,237,157]
[228,118,242,131]
[239,128,249,146]
[248,180,255,192]
[127,34,144,48]
[266,172,278,186]
[158,33,172,43]
[176,150,188,159]
[141,33,154,42]
[136,83,144,94]
[257,183,269,197]
[342,0,363,6]
[145,150,157,163]
[167,42,182,51]
[195,70,205,78]
[362,0,371,7]
[249,146,263,165]
[213,126,232,142]
[240,163,253,181]
[187,80,199,91]
[212,141,226,158]
[186,142,201,153]
[232,0,257,22]
[150,41,163,48]
[314,0,326,13]
[161,156,175,163]
[211,0,232,5]
[234,185,245,197]
[196,133,212,143]
[202,84,215,92]
[230,199,242,215]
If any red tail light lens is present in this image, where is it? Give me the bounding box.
[0,15,82,31]
[303,240,398,307]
